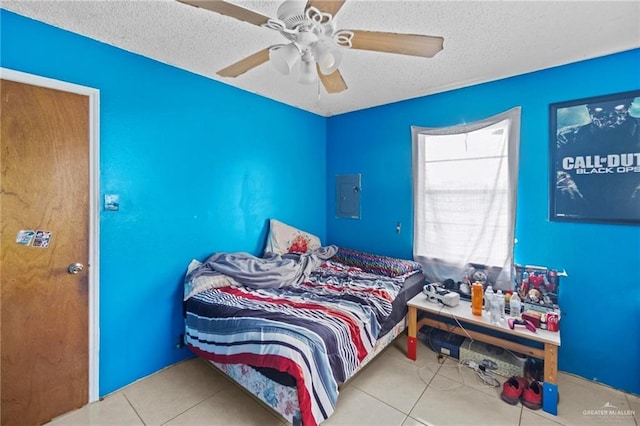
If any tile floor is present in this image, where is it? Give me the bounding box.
[50,335,639,426]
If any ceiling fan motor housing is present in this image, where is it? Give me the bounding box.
[276,0,308,29]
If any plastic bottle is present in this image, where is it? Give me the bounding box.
[509,292,521,317]
[484,286,494,313]
[471,282,483,316]
[489,292,501,324]
[496,290,505,322]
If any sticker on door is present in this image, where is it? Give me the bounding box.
[15,230,36,245]
[32,230,52,248]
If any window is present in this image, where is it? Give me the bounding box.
[411,108,521,290]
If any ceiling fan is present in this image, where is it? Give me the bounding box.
[178,0,444,93]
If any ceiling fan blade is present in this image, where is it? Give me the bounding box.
[306,0,347,17]
[348,30,444,58]
[217,48,270,77]
[317,66,347,94]
[178,0,270,26]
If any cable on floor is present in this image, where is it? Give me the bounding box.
[461,360,501,388]
[418,358,466,391]
[418,304,500,390]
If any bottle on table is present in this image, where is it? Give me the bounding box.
[496,290,505,323]
[489,291,501,325]
[484,286,494,313]
[509,292,522,317]
[471,282,483,316]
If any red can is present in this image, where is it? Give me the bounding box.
[547,312,559,332]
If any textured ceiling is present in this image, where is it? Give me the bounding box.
[2,0,639,117]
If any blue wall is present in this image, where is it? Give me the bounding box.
[326,49,640,394]
[1,10,327,396]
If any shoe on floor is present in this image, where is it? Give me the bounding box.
[500,376,528,405]
[522,380,543,410]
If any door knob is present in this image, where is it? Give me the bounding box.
[67,263,84,274]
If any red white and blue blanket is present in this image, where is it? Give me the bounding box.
[185,256,418,426]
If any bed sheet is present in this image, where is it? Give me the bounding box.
[185,248,423,426]
[251,270,424,388]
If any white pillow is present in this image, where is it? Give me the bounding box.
[264,219,321,255]
[183,259,239,301]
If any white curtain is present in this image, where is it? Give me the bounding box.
[412,107,521,291]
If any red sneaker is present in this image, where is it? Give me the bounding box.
[500,376,528,405]
[522,380,543,410]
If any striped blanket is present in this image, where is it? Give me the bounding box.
[184,260,408,426]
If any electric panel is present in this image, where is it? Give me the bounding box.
[336,174,361,219]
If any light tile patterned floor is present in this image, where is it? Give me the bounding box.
[49,335,639,426]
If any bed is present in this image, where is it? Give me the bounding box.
[183,244,424,426]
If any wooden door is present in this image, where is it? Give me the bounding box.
[1,79,89,425]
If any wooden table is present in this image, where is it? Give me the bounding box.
[407,294,561,415]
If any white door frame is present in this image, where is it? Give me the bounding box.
[1,67,101,403]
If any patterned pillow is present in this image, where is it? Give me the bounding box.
[264,219,321,255]
[331,247,422,278]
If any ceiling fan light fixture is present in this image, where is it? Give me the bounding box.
[317,47,342,75]
[297,58,317,85]
[269,43,300,75]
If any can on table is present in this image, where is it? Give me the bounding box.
[547,312,559,332]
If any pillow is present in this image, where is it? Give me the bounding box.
[183,258,239,301]
[331,247,423,278]
[264,219,321,255]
